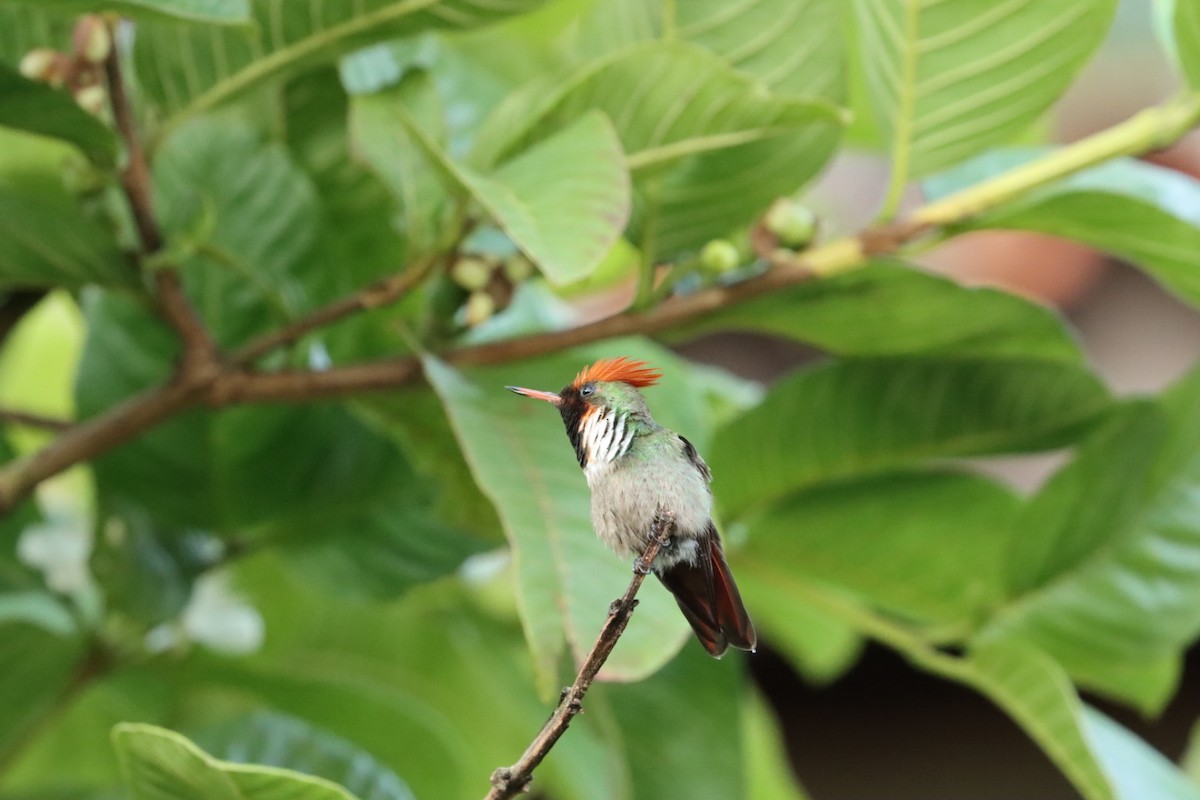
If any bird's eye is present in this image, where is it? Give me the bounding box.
[581,383,595,397]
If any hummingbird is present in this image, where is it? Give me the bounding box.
[507,357,756,658]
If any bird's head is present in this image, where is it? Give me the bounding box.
[507,357,662,464]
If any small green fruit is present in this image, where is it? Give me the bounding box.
[764,198,817,248]
[700,239,740,274]
[502,253,535,283]
[464,291,496,326]
[450,256,493,291]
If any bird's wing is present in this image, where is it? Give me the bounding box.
[679,435,713,484]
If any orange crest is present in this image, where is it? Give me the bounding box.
[572,357,662,389]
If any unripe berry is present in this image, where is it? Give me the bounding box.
[765,198,817,248]
[502,253,534,283]
[19,49,56,80]
[75,84,108,116]
[699,239,740,274]
[450,256,493,291]
[73,15,112,65]
[464,291,496,326]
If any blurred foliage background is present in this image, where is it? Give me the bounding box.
[2,0,1200,798]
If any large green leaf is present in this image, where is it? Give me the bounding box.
[987,369,1200,710]
[0,65,117,165]
[1160,0,1200,89]
[9,0,251,22]
[931,155,1200,311]
[472,42,843,255]
[677,261,1088,362]
[0,132,130,290]
[194,712,414,800]
[606,646,743,800]
[710,356,1110,518]
[744,471,1020,625]
[154,118,318,344]
[422,343,751,693]
[0,8,72,67]
[0,622,84,767]
[964,639,1115,800]
[734,564,862,685]
[566,0,845,103]
[133,0,553,123]
[380,101,631,285]
[850,0,1116,204]
[349,72,456,260]
[180,559,622,800]
[113,723,360,800]
[744,690,810,800]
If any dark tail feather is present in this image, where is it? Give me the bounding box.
[657,532,756,658]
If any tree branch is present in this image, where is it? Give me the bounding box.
[102,20,218,374]
[1,90,1198,517]
[485,511,676,800]
[0,410,72,432]
[232,255,439,365]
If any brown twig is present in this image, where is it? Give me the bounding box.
[0,409,72,432]
[102,20,217,372]
[232,256,439,365]
[485,510,676,800]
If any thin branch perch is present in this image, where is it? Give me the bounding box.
[485,510,676,800]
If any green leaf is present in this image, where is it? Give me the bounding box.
[735,564,862,685]
[429,110,630,285]
[182,560,623,800]
[1083,706,1200,800]
[90,507,217,627]
[1160,0,1200,89]
[154,118,319,344]
[988,369,1200,710]
[0,132,130,290]
[280,504,486,602]
[472,42,843,255]
[933,155,1200,311]
[677,261,1088,362]
[194,712,414,800]
[349,72,455,260]
[18,0,251,23]
[0,623,84,766]
[606,646,743,800]
[850,0,1117,204]
[0,65,117,165]
[0,8,72,67]
[113,723,360,800]
[566,0,846,103]
[710,357,1110,519]
[965,638,1115,800]
[133,0,554,123]
[745,471,1020,625]
[744,689,810,800]
[422,342,749,693]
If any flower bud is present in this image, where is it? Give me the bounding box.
[502,253,535,283]
[73,15,112,65]
[75,84,108,116]
[464,291,496,326]
[450,255,493,291]
[19,48,57,81]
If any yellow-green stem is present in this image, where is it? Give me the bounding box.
[913,92,1200,226]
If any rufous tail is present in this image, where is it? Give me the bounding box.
[656,528,756,658]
